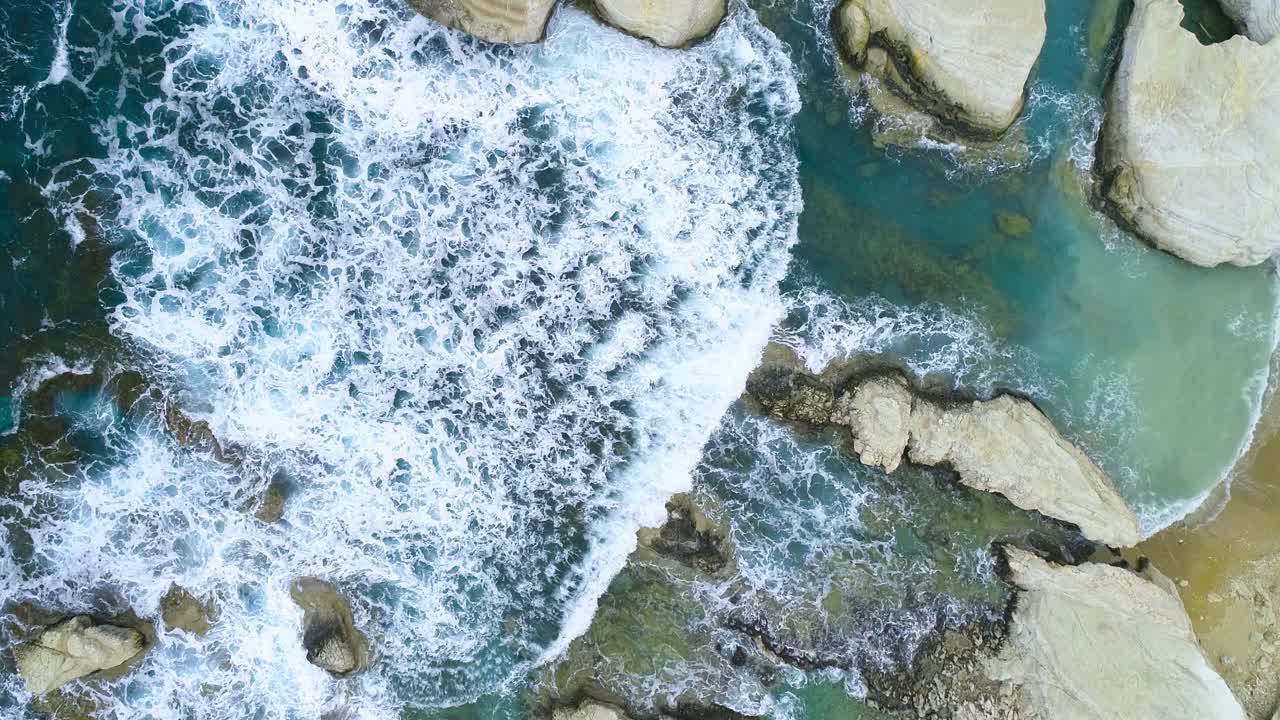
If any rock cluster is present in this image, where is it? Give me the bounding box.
[831,0,1046,138]
[747,352,1141,548]
[1099,0,1280,267]
[13,617,146,695]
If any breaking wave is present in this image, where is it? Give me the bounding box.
[1,0,801,716]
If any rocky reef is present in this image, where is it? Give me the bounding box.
[746,345,1141,547]
[1098,0,1280,267]
[831,0,1046,140]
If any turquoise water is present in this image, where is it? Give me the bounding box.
[0,0,1275,718]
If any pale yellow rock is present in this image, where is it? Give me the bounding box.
[553,701,632,720]
[908,395,1140,547]
[990,549,1248,720]
[1100,0,1280,267]
[830,375,913,473]
[593,0,725,48]
[13,616,145,695]
[406,0,556,44]
[836,0,1046,135]
[1220,0,1280,44]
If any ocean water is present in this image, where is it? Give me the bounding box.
[0,0,1275,719]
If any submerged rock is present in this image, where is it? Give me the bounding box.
[160,585,217,636]
[594,0,725,47]
[405,0,556,44]
[13,616,146,695]
[1219,0,1280,43]
[832,0,1046,137]
[988,549,1247,720]
[1099,0,1280,267]
[254,474,289,523]
[290,578,369,676]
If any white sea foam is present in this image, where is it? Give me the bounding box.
[5,0,800,715]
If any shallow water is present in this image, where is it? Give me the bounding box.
[0,0,1277,717]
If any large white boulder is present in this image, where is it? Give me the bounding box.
[832,0,1046,136]
[989,549,1248,720]
[830,376,1140,548]
[1099,0,1280,267]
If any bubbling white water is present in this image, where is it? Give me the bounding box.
[3,0,800,715]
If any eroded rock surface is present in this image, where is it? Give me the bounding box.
[594,0,725,47]
[160,585,217,636]
[406,0,556,44]
[1220,0,1280,43]
[906,394,1140,548]
[1099,0,1280,267]
[13,616,146,695]
[990,549,1247,720]
[290,578,369,676]
[832,0,1046,137]
[747,349,1140,548]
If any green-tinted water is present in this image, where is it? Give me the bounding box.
[773,0,1278,530]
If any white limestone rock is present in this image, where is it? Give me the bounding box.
[1099,0,1280,267]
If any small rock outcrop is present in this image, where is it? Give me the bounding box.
[746,350,1141,547]
[635,493,734,576]
[988,549,1247,720]
[594,0,725,47]
[1219,0,1280,44]
[406,0,556,44]
[832,0,1046,137]
[290,578,369,676]
[160,585,216,636]
[13,616,146,695]
[830,374,913,473]
[1099,0,1280,267]
[552,701,634,720]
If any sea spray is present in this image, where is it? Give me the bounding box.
[1,0,801,716]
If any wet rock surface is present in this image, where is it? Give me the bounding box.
[160,585,217,636]
[12,616,146,695]
[289,578,370,676]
